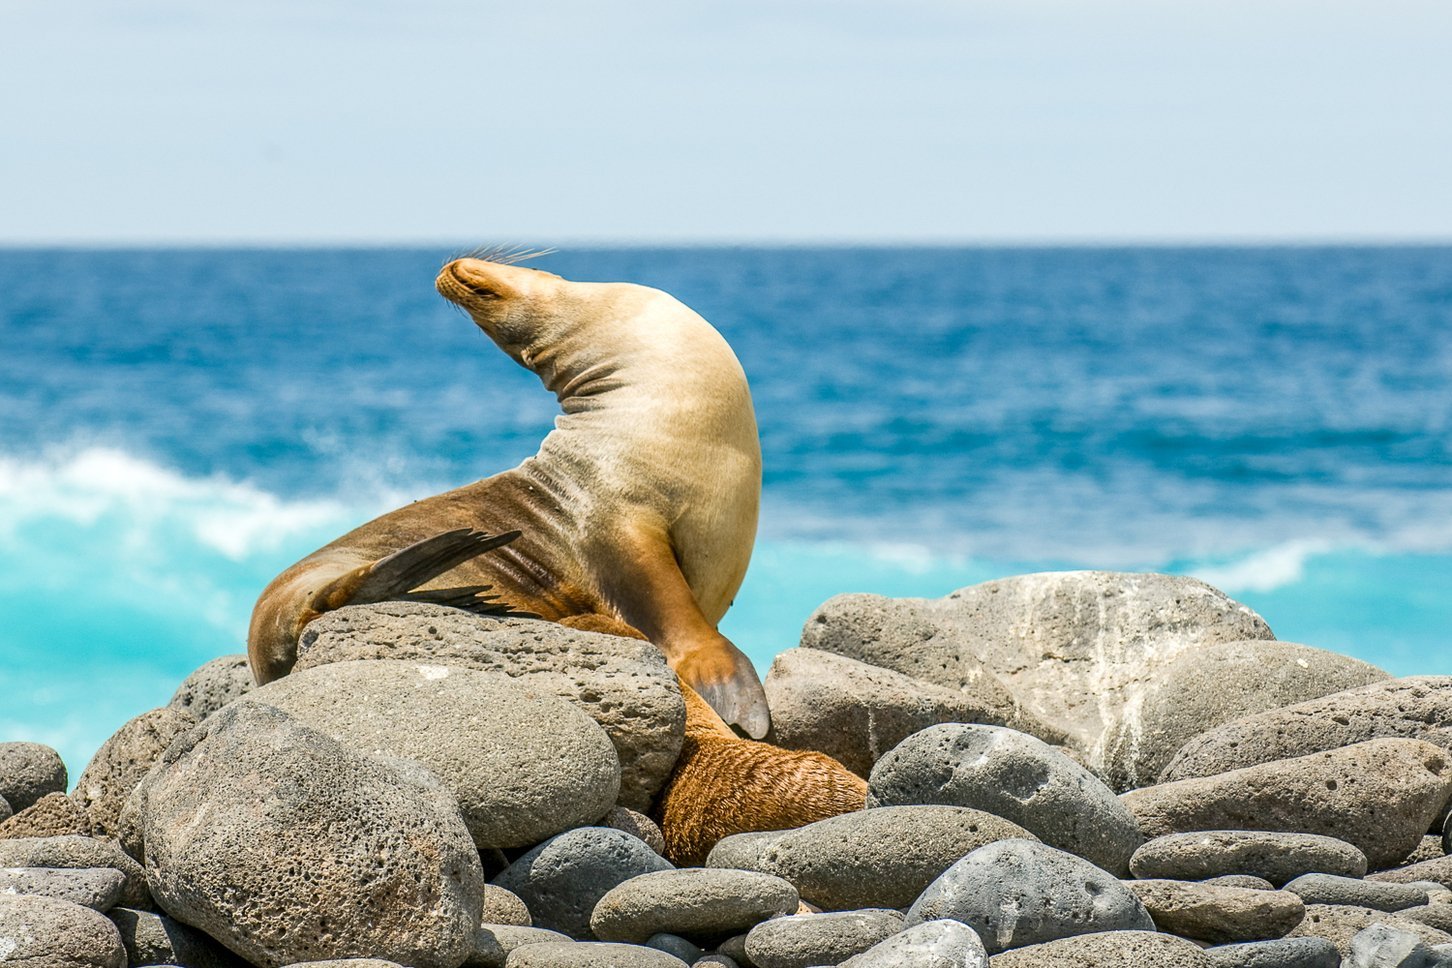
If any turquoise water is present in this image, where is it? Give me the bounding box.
[2,246,1449,774]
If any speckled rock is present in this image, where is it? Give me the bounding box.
[647,934,703,964]
[109,906,246,968]
[1347,922,1443,967]
[1285,874,1429,912]
[1206,875,1279,890]
[693,956,740,968]
[839,918,988,968]
[131,702,482,968]
[0,791,93,839]
[0,893,126,967]
[244,659,621,848]
[602,807,667,857]
[1123,739,1452,869]
[800,571,1274,766]
[0,866,124,911]
[492,827,674,939]
[591,869,799,944]
[505,942,689,966]
[1101,639,1387,791]
[0,835,149,908]
[168,653,257,719]
[1204,936,1342,967]
[717,805,1035,911]
[1404,837,1446,867]
[0,793,9,822]
[1288,905,1452,956]
[1163,677,1452,783]
[907,839,1154,954]
[706,830,779,872]
[281,962,405,968]
[72,706,198,838]
[467,925,570,968]
[764,648,1064,775]
[1132,831,1369,884]
[987,929,1211,966]
[294,602,685,810]
[1398,903,1452,934]
[714,935,751,967]
[743,910,904,968]
[0,741,68,812]
[1368,856,1452,889]
[482,886,533,928]
[1127,879,1306,943]
[868,723,1143,874]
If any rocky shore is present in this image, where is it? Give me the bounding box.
[4,570,1452,966]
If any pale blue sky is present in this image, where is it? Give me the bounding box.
[2,0,1448,243]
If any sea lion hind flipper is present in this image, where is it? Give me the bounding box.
[349,528,522,603]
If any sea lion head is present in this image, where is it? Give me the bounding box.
[435,256,573,366]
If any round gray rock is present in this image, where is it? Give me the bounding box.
[1285,873,1429,912]
[295,602,685,811]
[1132,830,1369,884]
[0,834,149,908]
[906,839,1153,954]
[602,806,667,857]
[647,934,703,964]
[1100,639,1387,791]
[0,741,68,812]
[1126,879,1306,944]
[800,571,1274,767]
[132,701,483,968]
[1206,875,1278,891]
[591,869,799,944]
[505,942,688,966]
[987,929,1211,967]
[1163,677,1452,783]
[706,830,780,872]
[0,791,93,839]
[1288,904,1452,956]
[73,706,198,839]
[110,906,246,968]
[743,910,904,968]
[0,866,125,911]
[0,893,126,967]
[868,723,1143,874]
[764,648,1065,776]
[1122,739,1452,870]
[169,653,257,719]
[839,919,988,968]
[492,827,674,939]
[468,925,570,968]
[482,885,533,928]
[244,659,621,848]
[720,805,1036,910]
[1204,937,1342,967]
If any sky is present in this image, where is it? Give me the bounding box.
[2,0,1449,244]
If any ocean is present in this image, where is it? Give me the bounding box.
[2,245,1450,777]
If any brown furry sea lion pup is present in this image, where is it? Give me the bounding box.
[246,252,864,863]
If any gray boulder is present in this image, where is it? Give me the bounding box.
[743,910,904,968]
[131,702,482,968]
[590,869,799,944]
[109,906,246,968]
[1132,830,1369,884]
[868,723,1142,874]
[764,648,1064,775]
[1164,677,1452,783]
[0,893,126,967]
[714,805,1036,910]
[0,834,150,908]
[492,827,674,939]
[800,571,1274,768]
[294,602,685,811]
[1286,874,1429,912]
[986,929,1211,966]
[504,942,688,966]
[169,653,257,718]
[1122,739,1452,869]
[906,839,1153,954]
[1126,879,1305,944]
[73,706,198,838]
[0,741,68,812]
[0,866,124,911]
[0,791,93,839]
[1101,639,1387,791]
[839,919,988,967]
[467,925,570,967]
[1205,937,1342,967]
[244,659,621,848]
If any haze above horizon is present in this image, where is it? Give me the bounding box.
[3,0,1449,245]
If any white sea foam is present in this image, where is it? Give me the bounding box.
[1188,540,1334,594]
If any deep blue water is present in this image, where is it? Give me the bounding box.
[2,246,1450,775]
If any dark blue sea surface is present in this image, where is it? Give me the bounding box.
[2,245,1450,772]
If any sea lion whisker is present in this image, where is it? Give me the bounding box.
[449,244,556,267]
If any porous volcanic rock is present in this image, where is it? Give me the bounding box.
[1203,936,1341,967]
[0,893,127,967]
[0,866,125,911]
[1126,879,1305,944]
[0,834,150,908]
[868,723,1142,874]
[0,790,93,839]
[467,925,570,967]
[243,658,621,848]
[294,601,685,811]
[505,942,689,967]
[1100,639,1387,791]
[1284,873,1429,912]
[764,648,1065,775]
[839,918,988,968]
[73,706,198,838]
[1163,677,1452,783]
[743,909,905,968]
[987,929,1210,966]
[1122,739,1452,869]
[480,885,532,927]
[1368,855,1452,888]
[109,906,247,968]
[168,653,257,719]
[590,868,799,944]
[1287,904,1452,956]
[1131,831,1369,884]
[601,806,667,856]
[130,702,483,968]
[0,740,68,812]
[800,571,1273,767]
